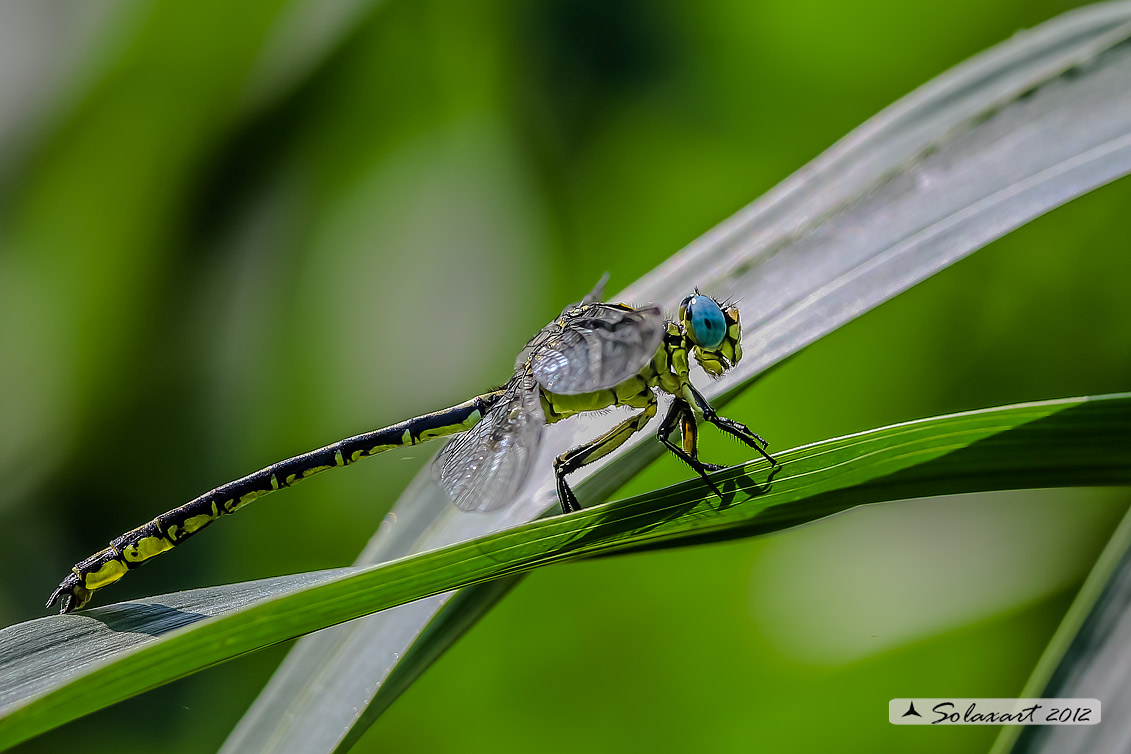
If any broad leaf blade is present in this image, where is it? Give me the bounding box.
[229,6,1131,752]
[0,394,1128,751]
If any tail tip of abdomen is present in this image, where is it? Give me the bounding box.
[46,573,91,614]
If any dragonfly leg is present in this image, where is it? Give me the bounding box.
[688,386,777,467]
[553,396,658,514]
[657,398,724,497]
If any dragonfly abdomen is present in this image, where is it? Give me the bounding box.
[46,391,503,613]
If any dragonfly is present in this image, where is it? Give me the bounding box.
[47,278,777,614]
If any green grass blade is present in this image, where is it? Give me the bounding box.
[0,393,1127,751]
[991,497,1131,754]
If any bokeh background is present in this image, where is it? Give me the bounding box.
[1,1,1129,752]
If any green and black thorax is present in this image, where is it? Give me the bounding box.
[535,296,743,425]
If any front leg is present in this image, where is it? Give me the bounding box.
[656,398,724,497]
[688,385,777,468]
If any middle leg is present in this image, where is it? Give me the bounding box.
[553,393,657,514]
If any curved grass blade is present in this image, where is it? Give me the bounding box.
[0,394,1128,751]
[992,499,1131,754]
[230,5,1131,752]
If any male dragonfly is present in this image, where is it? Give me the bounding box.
[48,278,777,613]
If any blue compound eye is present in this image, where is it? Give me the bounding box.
[686,295,726,349]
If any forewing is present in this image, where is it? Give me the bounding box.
[514,320,560,374]
[531,304,664,395]
[512,274,609,372]
[431,378,544,512]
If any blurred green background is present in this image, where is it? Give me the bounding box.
[1,0,1129,752]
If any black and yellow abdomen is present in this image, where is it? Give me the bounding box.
[47,391,502,613]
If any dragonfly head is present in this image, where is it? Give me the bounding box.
[679,293,742,377]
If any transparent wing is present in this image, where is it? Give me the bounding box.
[513,273,610,372]
[530,304,664,395]
[431,376,545,512]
